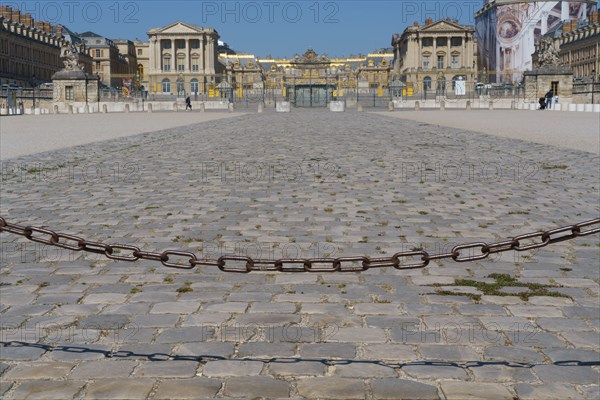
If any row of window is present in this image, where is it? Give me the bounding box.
[423,54,461,69]
[161,78,201,94]
[162,58,201,72]
[161,39,202,50]
[563,46,597,62]
[421,37,463,47]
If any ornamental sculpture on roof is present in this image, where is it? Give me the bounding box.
[537,36,562,68]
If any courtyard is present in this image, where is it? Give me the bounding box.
[0,108,599,399]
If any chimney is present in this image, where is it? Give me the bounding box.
[562,21,571,33]
[11,9,21,23]
[453,19,459,24]
[0,6,11,19]
[570,20,577,31]
[446,17,451,22]
[23,12,33,27]
[413,21,419,27]
[425,17,433,25]
[56,25,63,38]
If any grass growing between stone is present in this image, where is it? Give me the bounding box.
[432,273,572,302]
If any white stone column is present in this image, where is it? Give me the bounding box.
[581,3,587,19]
[171,38,176,73]
[185,39,190,72]
[561,1,569,22]
[200,36,205,74]
[541,11,548,35]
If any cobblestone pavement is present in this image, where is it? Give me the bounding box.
[1,109,599,399]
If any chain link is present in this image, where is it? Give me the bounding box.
[0,216,598,272]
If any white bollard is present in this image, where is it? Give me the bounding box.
[568,103,576,112]
[593,104,600,113]
[576,104,585,112]
[276,101,291,113]
[330,101,345,112]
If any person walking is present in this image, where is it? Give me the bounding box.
[545,90,553,110]
[185,96,192,111]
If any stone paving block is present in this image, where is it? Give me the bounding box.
[153,378,222,399]
[532,365,600,384]
[130,314,180,328]
[418,344,481,361]
[352,303,402,315]
[79,314,130,330]
[133,360,199,377]
[411,276,456,285]
[83,378,155,399]
[227,292,273,302]
[483,346,546,364]
[0,343,47,361]
[2,361,75,380]
[69,360,138,379]
[300,343,356,359]
[47,344,112,361]
[440,381,514,400]
[156,327,214,343]
[579,385,600,400]
[360,344,418,361]
[328,327,387,343]
[296,377,366,399]
[201,302,248,313]
[150,301,201,314]
[469,364,537,382]
[233,313,302,326]
[268,360,327,376]
[80,293,128,304]
[202,360,264,377]
[401,364,469,379]
[371,378,441,399]
[224,376,290,398]
[176,342,235,359]
[237,342,296,357]
[458,304,509,316]
[333,363,397,377]
[527,296,574,306]
[506,305,564,318]
[561,331,600,348]
[248,302,296,313]
[535,317,592,332]
[561,306,600,319]
[300,303,348,314]
[180,313,232,326]
[9,380,85,400]
[542,348,600,363]
[514,383,585,399]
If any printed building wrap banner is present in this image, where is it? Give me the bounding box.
[475,0,595,83]
[122,78,132,96]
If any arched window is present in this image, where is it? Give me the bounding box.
[162,78,171,93]
[423,76,432,90]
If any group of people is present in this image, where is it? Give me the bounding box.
[539,90,558,110]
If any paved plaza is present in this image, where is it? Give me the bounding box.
[0,109,599,399]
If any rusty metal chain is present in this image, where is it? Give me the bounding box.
[0,216,598,273]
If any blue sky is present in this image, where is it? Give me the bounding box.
[7,0,485,57]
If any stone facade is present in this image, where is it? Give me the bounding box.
[145,21,223,95]
[536,12,600,79]
[524,69,573,100]
[0,6,91,86]
[80,32,133,89]
[391,18,478,92]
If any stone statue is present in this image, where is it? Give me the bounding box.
[537,36,561,68]
[60,43,84,71]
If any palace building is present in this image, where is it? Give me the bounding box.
[0,5,91,86]
[391,18,478,92]
[144,21,223,95]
